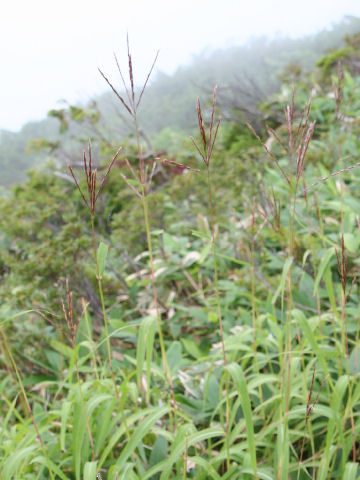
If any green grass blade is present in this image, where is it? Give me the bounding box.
[294,309,333,388]
[72,400,87,480]
[97,241,109,277]
[159,427,225,480]
[185,456,222,479]
[94,398,117,454]
[272,257,293,305]
[114,406,170,472]
[313,248,334,296]
[83,461,98,480]
[0,310,37,328]
[60,400,71,452]
[275,423,289,480]
[31,456,69,480]
[3,445,37,479]
[343,462,358,480]
[227,362,257,476]
[136,314,156,393]
[318,375,348,479]
[98,406,170,469]
[216,252,252,268]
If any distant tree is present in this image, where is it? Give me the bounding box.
[317,31,360,78]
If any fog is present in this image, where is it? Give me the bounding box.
[2,0,360,131]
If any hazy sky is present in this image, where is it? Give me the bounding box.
[2,0,360,131]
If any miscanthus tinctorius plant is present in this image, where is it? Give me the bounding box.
[249,92,317,478]
[98,37,180,427]
[191,86,232,471]
[98,38,202,433]
[68,141,123,403]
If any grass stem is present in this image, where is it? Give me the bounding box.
[206,167,231,472]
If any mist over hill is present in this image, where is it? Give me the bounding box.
[1,15,360,187]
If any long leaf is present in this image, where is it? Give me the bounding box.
[72,400,87,480]
[114,406,170,472]
[98,407,170,468]
[31,456,69,480]
[0,310,37,328]
[272,257,293,305]
[83,461,98,480]
[97,241,109,278]
[159,427,224,480]
[3,445,37,478]
[227,363,257,476]
[313,248,334,295]
[60,401,71,452]
[136,315,156,394]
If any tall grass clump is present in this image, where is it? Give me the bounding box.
[68,141,122,399]
[191,86,231,471]
[98,37,179,426]
[249,91,316,478]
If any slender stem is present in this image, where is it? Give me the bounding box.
[341,288,356,462]
[284,187,296,416]
[278,148,295,480]
[133,112,177,427]
[91,217,115,380]
[140,183,177,426]
[183,434,188,480]
[250,198,264,416]
[83,302,100,382]
[206,169,227,366]
[206,167,230,472]
[90,216,133,444]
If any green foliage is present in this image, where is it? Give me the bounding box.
[26,138,60,154]
[222,123,259,154]
[48,103,101,134]
[317,46,354,74]
[317,31,360,78]
[0,169,93,314]
[48,108,69,133]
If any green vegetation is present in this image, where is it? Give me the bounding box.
[2,24,360,480]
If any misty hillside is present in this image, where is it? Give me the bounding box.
[4,10,360,477]
[1,15,360,187]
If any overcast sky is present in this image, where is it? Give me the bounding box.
[2,0,360,131]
